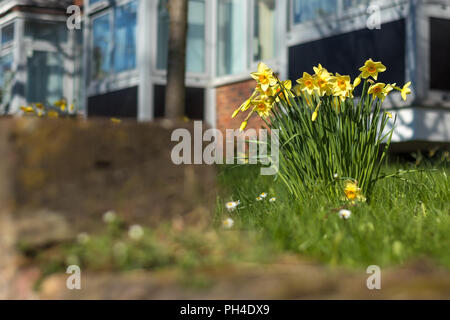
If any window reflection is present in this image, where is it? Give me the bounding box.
[293,0,337,24]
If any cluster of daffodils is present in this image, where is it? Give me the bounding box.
[232,59,412,129]
[20,98,77,118]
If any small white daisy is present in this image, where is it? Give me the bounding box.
[260,192,268,198]
[103,210,117,224]
[225,201,240,212]
[256,196,263,201]
[334,173,339,179]
[269,197,276,203]
[128,224,144,241]
[76,232,90,244]
[223,218,234,229]
[338,209,352,220]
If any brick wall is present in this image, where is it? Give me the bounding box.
[216,79,266,134]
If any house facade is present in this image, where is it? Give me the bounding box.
[1,0,449,146]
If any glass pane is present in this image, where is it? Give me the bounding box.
[293,0,337,24]
[0,53,13,112]
[157,0,205,73]
[1,23,14,44]
[217,0,246,76]
[26,51,64,104]
[186,0,205,73]
[114,0,137,72]
[25,21,67,44]
[92,14,111,80]
[253,0,276,62]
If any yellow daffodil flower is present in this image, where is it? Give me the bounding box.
[386,111,393,119]
[296,72,316,95]
[252,99,273,119]
[331,73,353,101]
[313,64,332,96]
[368,83,394,101]
[395,82,412,101]
[344,180,362,201]
[359,59,386,80]
[274,80,293,106]
[250,62,277,92]
[54,99,67,112]
[20,106,35,114]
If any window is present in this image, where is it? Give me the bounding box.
[217,0,277,76]
[0,53,13,112]
[430,18,450,91]
[253,0,276,62]
[292,0,337,24]
[1,23,14,45]
[157,0,206,73]
[91,0,138,81]
[25,21,67,43]
[217,0,247,76]
[114,1,138,72]
[26,51,64,104]
[92,14,111,80]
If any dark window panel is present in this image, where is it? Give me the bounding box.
[288,19,406,86]
[153,85,205,120]
[88,86,138,118]
[430,18,450,91]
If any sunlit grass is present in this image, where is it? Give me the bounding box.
[215,160,450,269]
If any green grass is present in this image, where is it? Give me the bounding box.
[215,160,450,269]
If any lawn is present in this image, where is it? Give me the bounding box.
[215,159,450,270]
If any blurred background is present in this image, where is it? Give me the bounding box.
[0,0,448,150]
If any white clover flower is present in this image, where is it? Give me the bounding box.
[269,197,276,203]
[103,210,117,224]
[76,232,90,244]
[225,201,240,212]
[222,218,234,229]
[338,209,352,220]
[128,224,144,241]
[260,192,268,198]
